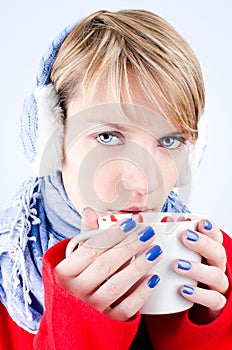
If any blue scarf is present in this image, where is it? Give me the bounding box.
[0,171,189,333]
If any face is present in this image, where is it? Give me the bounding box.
[61,79,189,215]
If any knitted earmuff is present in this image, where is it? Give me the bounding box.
[20,21,207,183]
[20,22,76,177]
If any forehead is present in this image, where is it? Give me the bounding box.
[65,73,180,143]
[86,103,175,134]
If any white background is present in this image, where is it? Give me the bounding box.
[0,0,231,233]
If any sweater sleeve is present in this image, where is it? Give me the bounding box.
[34,239,140,350]
[145,231,232,350]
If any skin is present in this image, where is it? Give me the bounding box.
[55,78,229,322]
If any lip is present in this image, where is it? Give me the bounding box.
[118,207,153,213]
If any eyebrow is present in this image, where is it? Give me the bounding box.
[87,121,129,132]
[160,131,185,137]
[87,120,184,138]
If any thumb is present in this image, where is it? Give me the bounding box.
[66,208,99,257]
[81,207,99,232]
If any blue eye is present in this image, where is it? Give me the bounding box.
[158,135,185,149]
[96,132,123,146]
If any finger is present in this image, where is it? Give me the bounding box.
[174,259,229,294]
[87,244,163,311]
[81,207,99,232]
[65,208,100,257]
[180,284,227,314]
[57,218,138,277]
[66,211,138,257]
[74,226,156,293]
[197,218,223,244]
[81,209,142,232]
[105,274,160,321]
[181,230,227,271]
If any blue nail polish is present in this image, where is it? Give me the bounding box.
[120,218,136,233]
[147,274,160,288]
[177,259,192,271]
[138,226,155,242]
[146,245,162,261]
[186,229,199,242]
[204,219,212,231]
[182,285,194,295]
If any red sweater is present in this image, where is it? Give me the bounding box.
[1,233,232,350]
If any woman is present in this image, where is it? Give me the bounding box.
[0,9,231,349]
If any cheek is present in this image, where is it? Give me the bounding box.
[93,161,123,203]
[63,139,96,177]
[161,166,178,196]
[61,141,96,211]
[157,150,184,190]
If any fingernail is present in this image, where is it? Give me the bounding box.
[120,218,136,233]
[147,274,160,288]
[138,226,155,242]
[204,219,212,231]
[182,285,194,295]
[186,229,199,242]
[146,245,162,261]
[177,259,192,271]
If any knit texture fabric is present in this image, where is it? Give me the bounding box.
[20,22,76,163]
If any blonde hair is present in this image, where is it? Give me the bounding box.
[50,9,205,141]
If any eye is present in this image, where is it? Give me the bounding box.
[96,132,124,146]
[158,135,185,150]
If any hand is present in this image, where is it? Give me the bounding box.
[54,208,162,321]
[174,218,229,320]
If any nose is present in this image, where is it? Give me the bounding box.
[120,147,162,196]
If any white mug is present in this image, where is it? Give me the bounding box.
[98,212,202,314]
[66,211,202,314]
